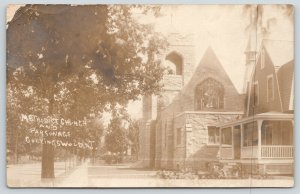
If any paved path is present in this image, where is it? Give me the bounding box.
[57,161,89,187]
[7,161,294,187]
[7,161,77,187]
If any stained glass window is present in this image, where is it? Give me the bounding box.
[195,78,224,110]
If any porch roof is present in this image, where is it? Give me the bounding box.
[217,112,294,128]
[174,111,243,118]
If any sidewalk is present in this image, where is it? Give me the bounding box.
[57,160,89,187]
[7,161,81,187]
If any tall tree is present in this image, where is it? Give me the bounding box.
[105,112,128,160]
[7,5,166,179]
[127,119,140,159]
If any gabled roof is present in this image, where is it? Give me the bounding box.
[160,46,242,113]
[262,39,294,71]
[277,60,294,112]
[182,46,239,95]
[245,39,294,116]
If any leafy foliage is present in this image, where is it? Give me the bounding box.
[7,4,166,176]
[127,119,140,156]
[105,110,129,155]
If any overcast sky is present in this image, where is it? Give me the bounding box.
[7,5,294,121]
[128,5,293,119]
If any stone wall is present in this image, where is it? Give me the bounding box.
[173,113,186,169]
[138,121,150,167]
[184,112,241,158]
[162,33,196,85]
[149,121,156,168]
[141,34,247,170]
[163,75,183,91]
[155,116,175,169]
[172,111,243,170]
[138,120,156,168]
[158,91,181,111]
[154,119,162,168]
[142,95,157,121]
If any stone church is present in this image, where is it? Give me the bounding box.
[138,31,245,169]
[138,7,294,171]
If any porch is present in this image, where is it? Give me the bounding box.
[218,112,294,161]
[239,145,294,159]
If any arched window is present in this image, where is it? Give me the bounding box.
[164,60,176,75]
[165,51,183,75]
[195,78,224,110]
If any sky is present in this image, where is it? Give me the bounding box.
[127,5,253,119]
[7,5,294,121]
[129,5,293,119]
[139,5,293,90]
[156,5,249,90]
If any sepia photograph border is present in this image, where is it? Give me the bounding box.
[1,0,300,193]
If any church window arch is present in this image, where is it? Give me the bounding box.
[194,78,224,110]
[164,51,183,75]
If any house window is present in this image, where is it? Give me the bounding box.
[243,122,258,147]
[195,78,224,110]
[176,128,181,145]
[208,126,220,144]
[261,48,265,69]
[253,81,259,106]
[267,75,274,102]
[261,120,293,145]
[221,127,232,145]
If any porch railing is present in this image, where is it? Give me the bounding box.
[261,145,294,158]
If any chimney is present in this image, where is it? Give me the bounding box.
[242,5,258,94]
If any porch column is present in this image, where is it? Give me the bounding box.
[257,120,263,160]
[231,126,234,159]
[219,128,222,159]
[240,124,243,159]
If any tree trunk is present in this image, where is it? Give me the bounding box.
[15,131,19,164]
[41,96,55,179]
[41,143,55,178]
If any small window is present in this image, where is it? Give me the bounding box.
[208,126,220,144]
[176,128,181,145]
[253,81,259,106]
[267,75,274,102]
[221,127,232,145]
[165,51,183,75]
[261,49,265,69]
